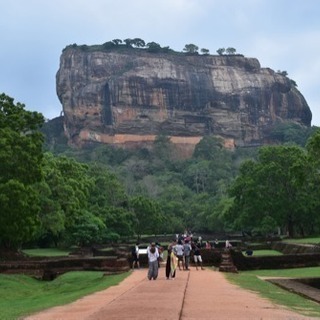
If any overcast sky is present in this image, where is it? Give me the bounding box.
[1,0,320,125]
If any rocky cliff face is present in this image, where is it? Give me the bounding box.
[56,46,312,152]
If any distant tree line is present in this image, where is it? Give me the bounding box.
[65,38,241,56]
[216,47,237,55]
[1,92,318,254]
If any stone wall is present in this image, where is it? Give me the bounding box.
[195,245,320,271]
[230,250,320,271]
[272,241,320,254]
[0,256,130,280]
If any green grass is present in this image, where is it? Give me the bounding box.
[23,248,71,257]
[225,267,320,318]
[243,249,283,256]
[283,237,320,244]
[0,271,130,319]
[98,247,114,252]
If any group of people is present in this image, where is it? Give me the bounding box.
[132,235,235,280]
[132,237,205,281]
[165,238,205,280]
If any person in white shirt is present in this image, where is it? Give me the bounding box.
[173,240,185,270]
[225,239,232,249]
[147,242,159,280]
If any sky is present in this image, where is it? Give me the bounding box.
[1,0,320,125]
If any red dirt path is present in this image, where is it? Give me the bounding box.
[24,268,318,320]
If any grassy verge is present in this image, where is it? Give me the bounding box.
[23,248,71,257]
[0,271,130,319]
[283,237,320,244]
[243,249,282,256]
[225,267,320,318]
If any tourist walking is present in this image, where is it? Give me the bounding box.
[147,242,159,280]
[131,242,140,269]
[183,239,192,270]
[156,242,164,266]
[174,239,185,270]
[193,241,204,270]
[165,240,177,280]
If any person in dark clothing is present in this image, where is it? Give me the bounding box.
[193,241,204,270]
[131,242,140,269]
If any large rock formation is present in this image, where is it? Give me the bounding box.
[56,45,312,153]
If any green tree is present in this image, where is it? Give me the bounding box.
[201,48,210,55]
[193,136,224,160]
[88,163,127,208]
[102,41,115,49]
[183,44,199,54]
[34,179,65,247]
[159,199,185,233]
[0,180,40,249]
[0,93,44,249]
[206,196,234,232]
[88,163,134,238]
[129,196,163,237]
[0,94,44,185]
[226,47,236,55]
[269,122,314,146]
[123,38,133,47]
[161,46,172,53]
[146,42,162,53]
[277,70,288,76]
[68,210,106,246]
[112,39,122,45]
[306,129,320,165]
[183,160,210,193]
[131,38,145,48]
[37,153,93,246]
[192,136,234,194]
[102,207,134,237]
[304,130,320,234]
[216,48,225,55]
[227,145,311,237]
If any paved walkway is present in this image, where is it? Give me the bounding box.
[25,268,317,320]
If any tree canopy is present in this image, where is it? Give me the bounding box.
[227,144,319,237]
[0,93,44,249]
[183,44,199,54]
[2,91,320,251]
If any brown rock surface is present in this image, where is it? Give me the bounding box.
[24,268,317,320]
[56,46,312,151]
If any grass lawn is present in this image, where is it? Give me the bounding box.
[23,248,71,257]
[0,271,130,319]
[243,249,283,256]
[225,266,320,318]
[283,237,320,244]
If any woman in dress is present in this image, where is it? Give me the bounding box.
[165,240,177,279]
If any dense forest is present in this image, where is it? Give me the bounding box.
[1,93,320,252]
